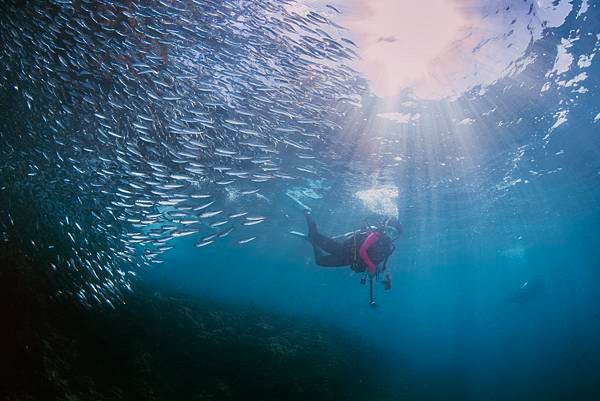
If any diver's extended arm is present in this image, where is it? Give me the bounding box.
[359,232,379,276]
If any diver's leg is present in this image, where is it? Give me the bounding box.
[304,211,345,254]
[313,246,350,267]
[304,210,318,239]
[312,232,345,255]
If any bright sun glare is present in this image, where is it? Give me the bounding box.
[298,0,574,101]
[344,0,469,99]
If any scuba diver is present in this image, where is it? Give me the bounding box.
[302,211,402,307]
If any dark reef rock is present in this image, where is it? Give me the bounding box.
[0,246,396,401]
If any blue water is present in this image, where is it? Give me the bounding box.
[1,0,600,400]
[145,189,600,398]
[142,4,600,399]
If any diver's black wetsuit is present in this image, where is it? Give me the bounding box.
[305,213,393,272]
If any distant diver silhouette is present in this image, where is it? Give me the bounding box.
[505,277,545,305]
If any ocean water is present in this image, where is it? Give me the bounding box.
[149,6,600,400]
[1,1,600,400]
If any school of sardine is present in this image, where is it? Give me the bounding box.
[0,0,365,307]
